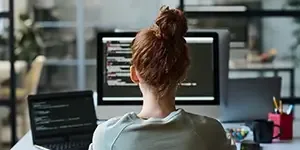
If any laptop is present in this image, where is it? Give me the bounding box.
[220,77,282,123]
[28,91,97,150]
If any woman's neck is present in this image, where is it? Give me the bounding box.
[138,91,176,119]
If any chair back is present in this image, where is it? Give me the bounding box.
[23,55,46,95]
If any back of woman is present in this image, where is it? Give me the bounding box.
[89,6,235,150]
[90,109,234,150]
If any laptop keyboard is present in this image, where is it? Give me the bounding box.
[43,141,90,150]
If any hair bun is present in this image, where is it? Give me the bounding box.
[152,5,187,40]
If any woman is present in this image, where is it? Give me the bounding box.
[89,6,235,150]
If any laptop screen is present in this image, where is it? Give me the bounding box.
[28,92,97,138]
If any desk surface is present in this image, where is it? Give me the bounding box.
[11,131,300,150]
[229,60,295,70]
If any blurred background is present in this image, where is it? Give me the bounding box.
[1,0,300,149]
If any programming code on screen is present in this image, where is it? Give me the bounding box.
[104,39,134,87]
[102,37,214,101]
[31,99,95,135]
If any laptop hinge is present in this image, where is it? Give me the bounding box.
[35,137,65,145]
[69,133,93,141]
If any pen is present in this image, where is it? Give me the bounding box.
[286,105,294,115]
[279,100,283,114]
[273,97,279,113]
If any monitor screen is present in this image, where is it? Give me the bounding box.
[29,95,97,138]
[97,32,219,105]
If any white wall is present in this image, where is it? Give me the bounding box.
[2,0,28,30]
[54,0,161,29]
[262,0,300,98]
[261,0,300,120]
[85,0,161,29]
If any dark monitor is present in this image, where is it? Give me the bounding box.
[27,91,97,140]
[97,31,228,105]
[220,77,282,122]
[185,5,248,48]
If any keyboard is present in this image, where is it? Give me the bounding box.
[42,141,90,150]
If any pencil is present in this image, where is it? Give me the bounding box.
[279,100,283,114]
[273,97,279,113]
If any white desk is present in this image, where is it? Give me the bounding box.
[11,132,33,150]
[235,140,300,150]
[11,131,300,150]
[229,60,295,70]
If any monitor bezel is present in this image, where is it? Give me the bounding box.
[97,32,220,105]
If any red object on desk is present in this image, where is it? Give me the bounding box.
[268,113,293,140]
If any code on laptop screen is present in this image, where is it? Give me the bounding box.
[30,97,96,137]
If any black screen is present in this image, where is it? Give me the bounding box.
[29,97,97,137]
[101,37,214,101]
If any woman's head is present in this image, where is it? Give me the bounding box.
[130,6,190,98]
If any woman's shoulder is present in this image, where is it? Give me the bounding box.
[90,113,137,149]
[184,111,223,129]
[99,112,136,129]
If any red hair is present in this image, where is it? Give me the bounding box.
[131,6,190,97]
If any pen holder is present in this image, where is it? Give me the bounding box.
[268,113,293,140]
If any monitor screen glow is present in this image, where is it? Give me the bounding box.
[97,32,220,105]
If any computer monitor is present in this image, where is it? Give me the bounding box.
[185,5,248,48]
[220,77,282,123]
[97,30,229,107]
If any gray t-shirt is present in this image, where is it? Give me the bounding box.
[89,109,236,150]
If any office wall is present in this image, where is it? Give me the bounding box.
[0,0,28,117]
[85,0,161,29]
[261,0,300,136]
[261,0,300,116]
[54,0,161,29]
[2,0,28,30]
[262,0,300,97]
